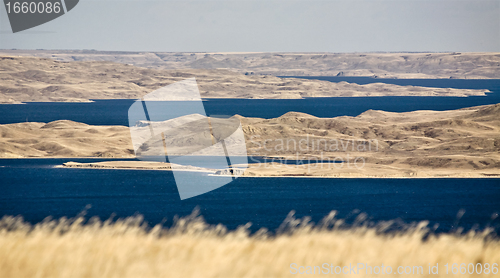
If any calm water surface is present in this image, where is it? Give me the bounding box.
[0,159,498,233]
[0,78,499,125]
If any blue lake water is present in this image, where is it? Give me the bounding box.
[281,76,500,89]
[0,158,499,233]
[0,78,499,232]
[0,78,499,126]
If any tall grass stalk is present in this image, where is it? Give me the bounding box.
[0,210,498,277]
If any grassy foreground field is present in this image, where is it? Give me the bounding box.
[0,210,498,278]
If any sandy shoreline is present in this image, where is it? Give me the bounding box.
[59,161,216,173]
[56,161,500,178]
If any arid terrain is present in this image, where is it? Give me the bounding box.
[0,120,133,158]
[1,54,498,177]
[0,56,489,104]
[1,103,499,178]
[2,50,500,79]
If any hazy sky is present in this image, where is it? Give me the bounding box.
[0,0,498,52]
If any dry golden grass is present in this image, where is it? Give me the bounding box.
[0,210,498,278]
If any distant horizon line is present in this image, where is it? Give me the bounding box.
[1,49,498,55]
